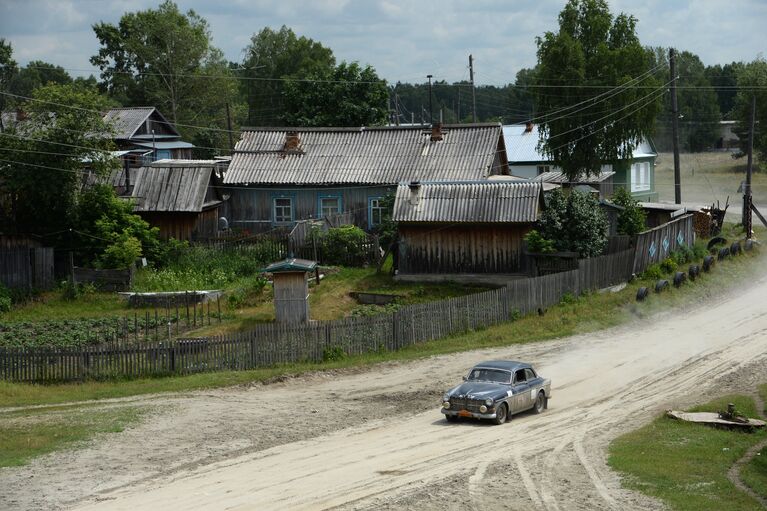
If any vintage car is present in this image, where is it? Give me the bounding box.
[441,360,551,424]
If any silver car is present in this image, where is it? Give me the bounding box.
[441,360,552,424]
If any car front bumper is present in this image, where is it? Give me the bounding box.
[441,408,498,420]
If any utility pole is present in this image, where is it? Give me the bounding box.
[427,74,434,124]
[225,102,234,153]
[457,85,461,123]
[670,48,682,204]
[469,54,477,123]
[744,94,756,238]
[394,92,400,126]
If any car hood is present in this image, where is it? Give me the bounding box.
[447,382,510,399]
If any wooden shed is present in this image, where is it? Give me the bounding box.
[263,258,318,323]
[392,181,544,275]
[130,160,228,241]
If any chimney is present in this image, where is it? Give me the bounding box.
[408,181,422,206]
[284,131,300,152]
[430,123,443,142]
[524,122,534,133]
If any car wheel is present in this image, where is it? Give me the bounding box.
[533,391,546,414]
[492,403,508,425]
[445,414,459,423]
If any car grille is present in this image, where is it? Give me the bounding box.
[449,397,483,412]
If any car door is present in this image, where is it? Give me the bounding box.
[511,369,530,413]
[525,368,541,408]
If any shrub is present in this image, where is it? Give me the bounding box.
[539,189,608,257]
[560,292,578,305]
[610,188,647,235]
[660,257,678,274]
[642,264,663,280]
[322,345,347,362]
[524,229,555,253]
[350,303,402,317]
[321,226,369,266]
[671,246,694,265]
[0,284,11,313]
[98,236,142,269]
[692,244,708,260]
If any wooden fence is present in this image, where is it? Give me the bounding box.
[0,247,55,291]
[73,267,133,291]
[0,248,635,383]
[632,214,695,274]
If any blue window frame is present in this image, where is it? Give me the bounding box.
[368,196,385,228]
[272,194,295,225]
[317,193,343,218]
[155,149,172,161]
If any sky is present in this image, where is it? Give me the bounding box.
[1,0,765,85]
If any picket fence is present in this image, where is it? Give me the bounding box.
[0,247,636,383]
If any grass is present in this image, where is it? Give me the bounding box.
[739,384,767,499]
[1,237,763,410]
[1,288,130,322]
[0,405,145,467]
[655,151,767,210]
[609,394,766,511]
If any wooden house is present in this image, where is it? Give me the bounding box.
[503,123,658,201]
[102,107,195,168]
[222,124,510,233]
[392,181,544,275]
[130,160,227,241]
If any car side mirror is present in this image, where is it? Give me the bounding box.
[462,376,467,381]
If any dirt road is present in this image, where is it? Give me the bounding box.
[3,274,767,511]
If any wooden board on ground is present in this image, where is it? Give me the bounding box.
[666,410,766,429]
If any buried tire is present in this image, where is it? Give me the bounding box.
[703,255,715,272]
[636,287,649,301]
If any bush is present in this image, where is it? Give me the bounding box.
[98,236,142,269]
[660,257,678,274]
[322,345,347,362]
[611,188,647,236]
[539,189,608,257]
[671,246,694,265]
[524,229,556,253]
[560,292,578,305]
[642,264,664,280]
[0,284,11,313]
[321,226,369,266]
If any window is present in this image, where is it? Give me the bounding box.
[369,196,386,227]
[154,149,171,161]
[513,369,527,384]
[273,197,293,224]
[631,162,651,192]
[318,196,341,218]
[536,165,551,175]
[525,368,537,380]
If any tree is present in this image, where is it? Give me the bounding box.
[0,39,18,114]
[8,61,72,100]
[705,62,744,119]
[650,48,720,152]
[538,189,608,257]
[534,0,661,181]
[610,187,646,235]
[733,58,767,161]
[241,26,335,126]
[281,62,388,127]
[90,0,238,153]
[0,83,117,239]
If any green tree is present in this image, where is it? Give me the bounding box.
[90,0,238,153]
[0,39,18,114]
[0,83,116,239]
[281,62,388,126]
[241,26,335,126]
[538,189,608,257]
[705,62,744,119]
[8,61,72,100]
[733,58,767,161]
[534,0,661,181]
[610,187,646,235]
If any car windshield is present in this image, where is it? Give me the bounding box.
[467,368,510,383]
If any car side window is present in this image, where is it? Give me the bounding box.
[525,368,536,380]
[513,369,526,384]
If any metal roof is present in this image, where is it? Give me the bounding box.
[535,170,615,184]
[392,181,542,223]
[473,360,531,372]
[503,124,657,163]
[102,107,180,140]
[262,258,318,273]
[130,161,219,213]
[224,124,506,185]
[133,141,195,150]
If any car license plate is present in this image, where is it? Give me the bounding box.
[458,410,472,417]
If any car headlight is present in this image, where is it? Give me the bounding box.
[442,401,451,409]
[485,398,494,406]
[479,405,488,413]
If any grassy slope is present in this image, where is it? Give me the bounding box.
[739,384,767,499]
[609,395,765,511]
[1,241,763,409]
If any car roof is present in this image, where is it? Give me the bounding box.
[472,360,531,372]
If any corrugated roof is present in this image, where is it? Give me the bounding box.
[224,124,505,185]
[131,161,218,213]
[262,258,318,273]
[103,108,156,139]
[503,124,657,163]
[392,181,542,223]
[132,141,195,150]
[536,170,615,184]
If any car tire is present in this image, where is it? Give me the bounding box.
[533,391,546,414]
[445,414,459,423]
[492,403,508,425]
